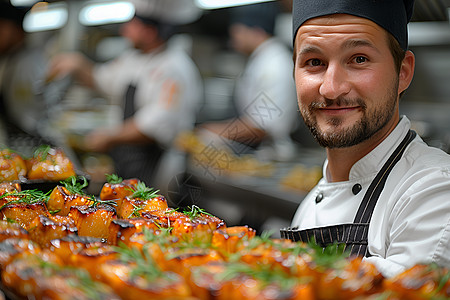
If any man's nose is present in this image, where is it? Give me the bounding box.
[319,63,351,100]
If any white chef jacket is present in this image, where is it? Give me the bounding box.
[234,38,297,161]
[93,42,203,190]
[291,116,450,278]
[93,43,203,147]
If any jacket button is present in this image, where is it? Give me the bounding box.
[315,192,324,203]
[352,183,362,195]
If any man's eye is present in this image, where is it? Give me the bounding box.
[308,59,322,66]
[355,56,367,64]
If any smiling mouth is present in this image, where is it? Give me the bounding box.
[313,96,366,106]
[318,105,361,116]
[311,97,366,115]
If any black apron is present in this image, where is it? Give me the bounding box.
[280,130,416,257]
[109,84,163,187]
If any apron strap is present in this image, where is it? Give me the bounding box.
[109,84,163,187]
[346,129,416,256]
[280,130,417,257]
[353,129,416,224]
[124,84,137,120]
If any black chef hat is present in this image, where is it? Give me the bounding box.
[230,2,280,35]
[292,0,415,50]
[0,1,28,28]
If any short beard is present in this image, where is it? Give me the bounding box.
[300,85,398,149]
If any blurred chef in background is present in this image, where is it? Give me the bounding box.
[47,0,203,188]
[0,0,47,143]
[198,2,298,162]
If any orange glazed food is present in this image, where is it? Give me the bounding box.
[26,145,76,181]
[0,172,447,299]
[0,149,27,182]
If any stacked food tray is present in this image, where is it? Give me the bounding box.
[0,146,448,299]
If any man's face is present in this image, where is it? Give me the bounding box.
[294,14,403,148]
[229,23,257,55]
[120,17,156,51]
[0,20,21,54]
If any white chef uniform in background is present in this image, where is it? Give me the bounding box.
[90,0,203,192]
[234,36,298,161]
[93,41,203,189]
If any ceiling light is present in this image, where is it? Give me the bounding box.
[195,0,274,9]
[23,3,68,32]
[10,0,38,6]
[79,1,134,26]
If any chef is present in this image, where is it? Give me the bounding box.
[47,0,203,189]
[199,2,298,162]
[0,1,47,138]
[281,0,450,278]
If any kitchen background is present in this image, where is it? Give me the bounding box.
[4,0,450,235]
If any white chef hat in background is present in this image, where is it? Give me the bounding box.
[128,0,203,25]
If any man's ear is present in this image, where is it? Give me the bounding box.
[398,50,415,94]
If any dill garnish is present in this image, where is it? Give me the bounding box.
[33,144,52,161]
[215,262,303,291]
[131,202,143,217]
[183,205,213,220]
[130,182,159,200]
[243,230,273,250]
[114,243,172,283]
[105,174,123,184]
[38,259,110,300]
[307,240,348,271]
[428,263,450,296]
[226,230,275,262]
[90,195,117,208]
[60,176,116,208]
[0,189,50,210]
[60,176,89,195]
[142,225,172,243]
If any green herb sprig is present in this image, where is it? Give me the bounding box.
[131,202,143,217]
[38,259,111,300]
[214,262,303,292]
[114,243,170,283]
[90,195,117,208]
[142,225,172,244]
[227,230,275,262]
[0,189,50,210]
[183,205,213,220]
[130,182,159,200]
[33,144,52,161]
[428,263,450,297]
[105,174,123,184]
[60,176,89,195]
[307,239,349,271]
[60,176,116,208]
